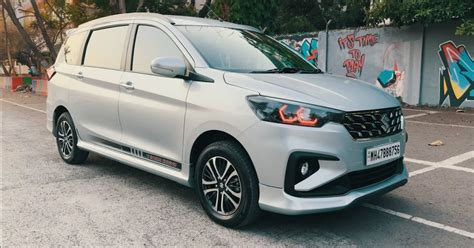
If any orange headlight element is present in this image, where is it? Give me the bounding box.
[278,104,298,124]
[278,105,319,126]
[296,107,318,126]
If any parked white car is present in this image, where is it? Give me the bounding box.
[47,13,408,227]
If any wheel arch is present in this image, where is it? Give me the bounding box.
[188,130,257,186]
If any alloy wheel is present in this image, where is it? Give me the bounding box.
[201,156,242,215]
[57,120,74,159]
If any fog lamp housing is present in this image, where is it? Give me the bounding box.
[284,152,339,196]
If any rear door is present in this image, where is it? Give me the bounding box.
[69,24,131,144]
[118,23,190,169]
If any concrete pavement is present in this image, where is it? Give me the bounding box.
[1,91,473,247]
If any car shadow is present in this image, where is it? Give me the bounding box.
[79,153,410,243]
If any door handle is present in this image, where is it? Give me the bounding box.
[76,71,84,79]
[120,81,135,90]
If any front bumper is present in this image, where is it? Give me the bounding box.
[238,120,408,215]
[258,164,408,215]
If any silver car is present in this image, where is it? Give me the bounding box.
[47,13,408,227]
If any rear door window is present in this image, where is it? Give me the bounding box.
[64,31,87,65]
[131,25,183,74]
[83,26,129,70]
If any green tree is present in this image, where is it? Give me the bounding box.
[211,0,280,31]
[367,0,474,35]
[273,0,371,34]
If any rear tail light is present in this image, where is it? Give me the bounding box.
[46,66,56,80]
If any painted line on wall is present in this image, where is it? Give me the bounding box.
[0,99,46,113]
[363,203,474,239]
[406,120,474,129]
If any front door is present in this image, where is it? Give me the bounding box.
[118,24,190,169]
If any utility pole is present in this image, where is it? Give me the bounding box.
[325,19,333,73]
[1,3,14,76]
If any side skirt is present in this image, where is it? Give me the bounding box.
[77,140,192,187]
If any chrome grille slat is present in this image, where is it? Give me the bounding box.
[343,107,403,139]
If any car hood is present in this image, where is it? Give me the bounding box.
[223,72,400,112]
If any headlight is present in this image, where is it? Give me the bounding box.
[247,95,344,127]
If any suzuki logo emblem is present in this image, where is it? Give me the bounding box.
[380,114,391,133]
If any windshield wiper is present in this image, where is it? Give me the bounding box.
[300,68,323,74]
[250,67,323,74]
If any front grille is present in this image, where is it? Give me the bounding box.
[294,158,403,197]
[343,107,402,139]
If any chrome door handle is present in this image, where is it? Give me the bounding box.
[120,81,135,90]
[76,72,83,79]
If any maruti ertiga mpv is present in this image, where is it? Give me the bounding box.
[47,13,408,227]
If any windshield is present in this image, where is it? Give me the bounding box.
[176,26,319,73]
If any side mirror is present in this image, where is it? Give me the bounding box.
[150,57,187,78]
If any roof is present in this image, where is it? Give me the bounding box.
[77,13,260,32]
[166,15,260,32]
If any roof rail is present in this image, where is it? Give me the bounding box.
[78,13,172,29]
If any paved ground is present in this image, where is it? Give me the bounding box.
[1,90,473,247]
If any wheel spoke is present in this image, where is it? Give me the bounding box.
[65,126,72,136]
[204,162,218,183]
[61,142,66,154]
[202,179,217,186]
[219,192,225,214]
[61,121,66,135]
[226,186,241,199]
[221,161,231,180]
[214,192,219,211]
[203,188,218,195]
[226,171,238,185]
[224,192,239,209]
[211,157,221,179]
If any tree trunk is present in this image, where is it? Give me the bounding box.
[30,0,57,59]
[118,0,126,13]
[136,0,144,12]
[198,0,212,17]
[1,0,43,61]
[1,63,10,76]
[1,4,13,76]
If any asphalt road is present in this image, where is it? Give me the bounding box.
[1,90,473,247]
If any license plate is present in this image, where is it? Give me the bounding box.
[366,142,401,166]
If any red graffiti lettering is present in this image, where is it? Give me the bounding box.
[338,33,378,50]
[337,33,378,78]
[356,34,378,47]
[343,49,365,78]
[338,34,355,50]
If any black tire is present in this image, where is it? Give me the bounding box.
[195,140,261,228]
[55,112,89,164]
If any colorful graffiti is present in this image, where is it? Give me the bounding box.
[438,41,474,106]
[338,33,378,78]
[376,44,405,97]
[277,33,318,66]
[299,38,318,65]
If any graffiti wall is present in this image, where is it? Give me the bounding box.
[275,32,318,66]
[420,21,474,107]
[438,41,474,106]
[278,21,473,107]
[318,25,423,105]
